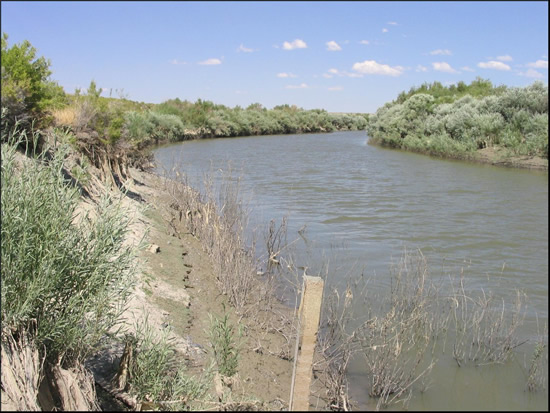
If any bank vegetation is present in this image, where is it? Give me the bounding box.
[366,78,548,165]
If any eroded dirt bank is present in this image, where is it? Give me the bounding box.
[86,167,298,410]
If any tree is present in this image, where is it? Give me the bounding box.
[1,33,65,133]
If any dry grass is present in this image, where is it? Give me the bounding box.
[52,106,77,127]
[52,101,98,132]
[159,166,282,319]
[449,282,527,367]
[356,250,437,410]
[311,248,538,411]
[526,322,548,392]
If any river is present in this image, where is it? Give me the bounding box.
[154,131,548,410]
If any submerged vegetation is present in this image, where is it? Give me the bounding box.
[314,249,547,410]
[367,78,548,161]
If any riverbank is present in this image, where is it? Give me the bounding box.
[368,138,548,171]
[86,165,298,410]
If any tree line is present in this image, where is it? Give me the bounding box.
[367,78,548,159]
[1,33,368,166]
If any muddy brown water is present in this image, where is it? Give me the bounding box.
[154,131,548,410]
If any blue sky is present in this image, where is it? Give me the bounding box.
[1,1,548,113]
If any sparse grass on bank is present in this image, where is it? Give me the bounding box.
[121,318,210,411]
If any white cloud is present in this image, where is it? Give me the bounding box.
[285,83,308,89]
[387,21,398,25]
[477,61,511,70]
[359,40,370,45]
[352,60,403,76]
[496,55,513,62]
[277,72,297,78]
[527,60,548,69]
[198,58,222,65]
[382,28,389,33]
[432,62,459,73]
[519,68,544,79]
[170,59,187,65]
[322,68,340,78]
[430,49,452,56]
[416,65,428,72]
[237,44,255,53]
[326,40,342,51]
[461,66,475,72]
[282,39,307,50]
[328,86,343,91]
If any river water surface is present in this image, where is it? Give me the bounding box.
[154,131,548,410]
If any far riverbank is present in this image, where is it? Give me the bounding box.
[368,138,548,171]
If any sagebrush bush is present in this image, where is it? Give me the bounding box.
[1,124,136,365]
[367,79,548,158]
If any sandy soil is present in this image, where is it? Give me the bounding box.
[473,146,548,171]
[87,168,296,410]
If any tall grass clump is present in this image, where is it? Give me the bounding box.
[208,304,243,378]
[121,319,209,410]
[449,279,527,367]
[1,122,136,366]
[357,250,439,410]
[526,324,548,393]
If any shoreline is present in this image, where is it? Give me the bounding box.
[367,139,548,172]
[87,166,298,410]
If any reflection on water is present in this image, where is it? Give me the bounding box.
[154,131,548,410]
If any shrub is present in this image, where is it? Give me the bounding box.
[208,305,243,377]
[147,111,184,142]
[1,33,65,133]
[1,124,136,365]
[123,110,154,146]
[368,80,548,159]
[125,319,209,409]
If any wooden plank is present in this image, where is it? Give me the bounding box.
[290,275,324,411]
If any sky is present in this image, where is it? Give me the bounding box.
[1,1,548,113]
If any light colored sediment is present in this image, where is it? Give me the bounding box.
[474,146,548,170]
[86,167,295,410]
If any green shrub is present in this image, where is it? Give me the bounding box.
[367,80,548,158]
[147,111,184,142]
[126,319,209,409]
[1,124,136,365]
[208,305,242,377]
[107,115,124,143]
[123,110,154,146]
[1,33,66,134]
